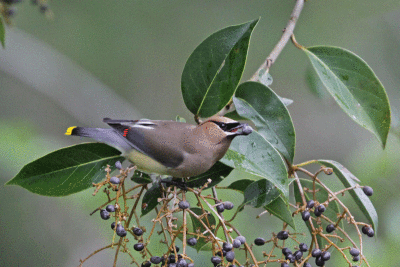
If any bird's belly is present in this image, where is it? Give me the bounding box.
[123,150,171,175]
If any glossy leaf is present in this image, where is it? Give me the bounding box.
[188,207,216,252]
[318,160,378,232]
[181,19,258,117]
[0,17,4,48]
[186,162,233,189]
[131,170,152,184]
[226,178,294,228]
[234,81,295,163]
[305,46,391,147]
[141,182,162,217]
[6,143,124,196]
[220,131,289,198]
[293,178,342,248]
[240,179,281,209]
[306,66,328,99]
[265,196,296,230]
[226,178,255,193]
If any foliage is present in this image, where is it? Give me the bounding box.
[5,3,389,267]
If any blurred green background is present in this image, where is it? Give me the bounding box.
[1,1,399,266]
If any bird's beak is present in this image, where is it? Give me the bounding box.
[228,123,253,136]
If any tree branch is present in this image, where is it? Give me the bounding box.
[250,0,305,81]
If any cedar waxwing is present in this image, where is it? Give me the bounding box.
[65,116,253,178]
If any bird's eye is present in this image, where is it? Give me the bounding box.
[220,123,226,129]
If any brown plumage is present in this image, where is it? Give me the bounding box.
[65,116,252,177]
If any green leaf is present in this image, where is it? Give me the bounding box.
[181,19,259,117]
[226,178,255,193]
[317,160,378,233]
[220,131,289,198]
[141,182,162,217]
[240,179,281,209]
[305,46,391,147]
[131,170,152,184]
[264,197,296,230]
[225,178,295,229]
[6,143,124,196]
[293,178,342,248]
[187,207,216,252]
[0,17,5,48]
[306,66,328,99]
[186,162,233,189]
[234,81,296,163]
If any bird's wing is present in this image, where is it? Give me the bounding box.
[103,118,193,168]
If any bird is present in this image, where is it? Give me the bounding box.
[65,116,253,178]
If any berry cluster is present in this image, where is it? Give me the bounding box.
[79,162,376,267]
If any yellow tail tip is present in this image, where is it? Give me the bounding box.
[65,126,77,135]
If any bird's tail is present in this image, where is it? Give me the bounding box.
[65,126,131,153]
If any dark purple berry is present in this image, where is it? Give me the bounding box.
[176,258,188,267]
[223,242,233,252]
[150,256,161,264]
[178,201,190,210]
[254,237,265,246]
[315,256,324,266]
[211,256,221,264]
[223,201,234,210]
[232,239,241,248]
[362,225,370,234]
[111,222,116,229]
[115,161,122,169]
[170,245,180,253]
[306,199,315,209]
[225,251,235,262]
[294,250,303,260]
[110,176,120,184]
[314,208,322,217]
[106,205,115,212]
[312,248,322,258]
[366,227,375,237]
[134,243,144,251]
[282,247,292,256]
[353,255,360,262]
[299,243,308,252]
[216,202,225,213]
[326,224,336,233]
[133,227,144,236]
[363,186,373,196]
[100,209,110,220]
[317,204,326,213]
[216,250,226,257]
[285,253,295,263]
[302,210,311,221]
[116,224,127,237]
[281,263,289,267]
[349,248,360,256]
[187,264,194,267]
[304,263,312,267]
[236,235,246,244]
[141,261,151,267]
[187,237,197,246]
[277,231,289,240]
[168,254,176,263]
[321,251,331,261]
